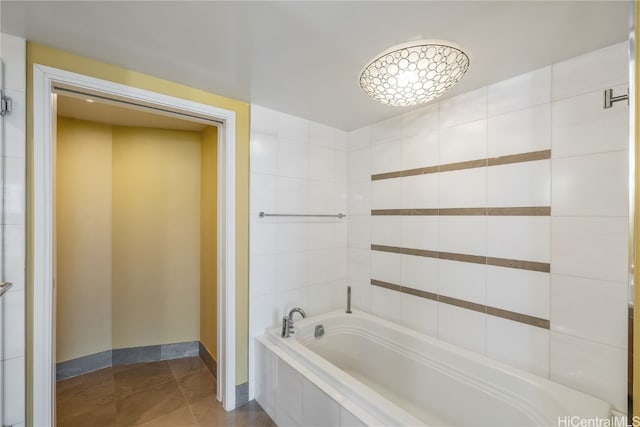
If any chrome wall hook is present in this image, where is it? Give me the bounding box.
[604,88,629,109]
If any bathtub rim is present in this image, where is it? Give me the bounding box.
[262,309,613,426]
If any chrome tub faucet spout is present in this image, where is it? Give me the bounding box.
[282,307,307,338]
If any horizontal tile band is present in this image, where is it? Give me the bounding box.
[370,279,550,330]
[371,149,551,181]
[371,207,551,216]
[371,244,550,273]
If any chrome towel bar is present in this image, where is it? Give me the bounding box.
[259,212,346,219]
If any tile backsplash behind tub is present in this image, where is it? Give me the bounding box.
[248,105,348,398]
[346,41,629,411]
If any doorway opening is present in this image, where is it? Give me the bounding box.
[32,65,237,426]
[54,90,219,425]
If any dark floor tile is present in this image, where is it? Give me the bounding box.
[57,401,117,427]
[139,405,197,427]
[56,357,273,427]
[168,356,206,380]
[188,396,232,427]
[113,361,175,400]
[57,367,115,423]
[115,378,188,426]
[176,367,216,405]
[57,366,113,396]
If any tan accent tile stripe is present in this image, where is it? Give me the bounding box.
[487,206,551,216]
[371,171,403,181]
[371,245,550,273]
[371,209,415,216]
[487,149,551,166]
[402,286,439,301]
[371,209,438,216]
[438,158,487,173]
[370,279,550,329]
[438,295,486,314]
[371,149,551,181]
[438,208,487,216]
[485,307,550,329]
[402,165,439,177]
[370,279,404,293]
[372,207,550,216]
[486,257,551,273]
[439,251,486,265]
[371,244,439,259]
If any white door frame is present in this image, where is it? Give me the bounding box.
[32,64,237,426]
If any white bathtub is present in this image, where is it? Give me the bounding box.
[257,310,612,426]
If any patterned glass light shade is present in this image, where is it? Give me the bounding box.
[360,40,470,107]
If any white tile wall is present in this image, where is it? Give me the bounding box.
[438,216,487,256]
[488,103,551,157]
[551,216,628,283]
[486,316,549,378]
[402,131,439,170]
[401,216,438,250]
[552,150,628,216]
[370,285,402,323]
[402,103,439,137]
[486,266,549,319]
[551,275,627,349]
[438,168,487,208]
[249,105,348,402]
[552,85,628,158]
[401,255,438,293]
[371,179,402,209]
[342,41,630,413]
[438,260,486,304]
[371,140,402,174]
[487,160,550,207]
[371,116,402,144]
[552,42,628,101]
[487,216,550,263]
[550,332,627,411]
[251,41,629,416]
[439,119,487,164]
[399,293,438,337]
[401,174,438,209]
[370,216,401,247]
[488,66,551,116]
[437,303,486,354]
[439,87,487,128]
[1,33,26,427]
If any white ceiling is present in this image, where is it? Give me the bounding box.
[56,93,209,131]
[1,1,630,130]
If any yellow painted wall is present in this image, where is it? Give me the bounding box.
[111,127,201,349]
[200,126,218,360]
[55,119,205,359]
[55,118,113,362]
[26,45,250,420]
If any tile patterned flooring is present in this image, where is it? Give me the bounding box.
[56,357,275,426]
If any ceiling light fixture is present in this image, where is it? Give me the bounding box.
[360,40,470,107]
[85,99,95,103]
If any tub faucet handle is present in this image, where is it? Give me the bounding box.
[281,316,292,338]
